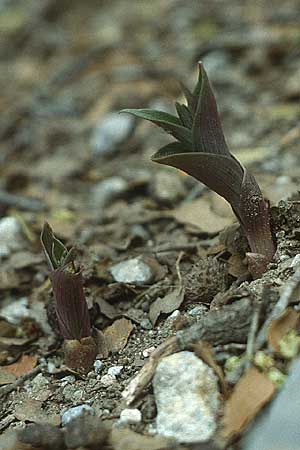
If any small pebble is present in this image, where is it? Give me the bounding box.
[107,366,123,377]
[91,176,128,208]
[61,405,94,426]
[94,360,103,374]
[141,301,150,312]
[280,254,290,262]
[167,310,180,321]
[100,374,117,386]
[110,257,153,285]
[140,318,153,330]
[119,408,142,425]
[59,375,76,384]
[87,371,96,379]
[142,346,155,358]
[188,305,208,317]
[47,361,57,374]
[91,112,134,157]
[0,297,29,324]
[0,216,23,258]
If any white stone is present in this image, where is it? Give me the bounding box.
[140,318,152,330]
[91,112,134,157]
[0,216,23,258]
[91,176,128,208]
[0,297,29,324]
[188,305,207,317]
[167,310,180,320]
[119,408,142,425]
[94,359,103,374]
[153,351,220,443]
[142,346,155,358]
[108,365,123,377]
[100,374,116,386]
[110,257,153,285]
[61,404,94,426]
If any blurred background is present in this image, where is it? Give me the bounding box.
[0,0,299,235]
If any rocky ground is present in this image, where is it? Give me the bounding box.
[0,0,300,449]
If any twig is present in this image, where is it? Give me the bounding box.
[214,343,246,353]
[245,298,263,368]
[255,265,300,351]
[147,242,200,253]
[175,251,184,288]
[0,365,42,399]
[133,280,170,308]
[122,337,178,405]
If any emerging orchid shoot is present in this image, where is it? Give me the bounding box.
[122,63,275,278]
[41,222,97,372]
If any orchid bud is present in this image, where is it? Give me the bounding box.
[41,223,97,372]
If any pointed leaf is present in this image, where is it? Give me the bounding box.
[192,64,229,155]
[175,102,193,128]
[41,222,57,270]
[121,108,192,147]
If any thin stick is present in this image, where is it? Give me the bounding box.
[175,251,184,288]
[122,337,178,405]
[0,365,42,399]
[245,298,262,368]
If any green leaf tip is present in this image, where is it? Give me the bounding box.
[41,222,76,271]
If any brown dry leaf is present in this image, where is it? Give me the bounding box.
[222,367,276,441]
[124,308,144,324]
[145,257,168,282]
[94,329,109,358]
[95,297,119,319]
[228,254,248,278]
[192,341,228,395]
[172,196,234,233]
[14,398,60,426]
[4,354,37,377]
[103,318,133,354]
[110,427,172,450]
[268,307,300,353]
[149,288,184,326]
